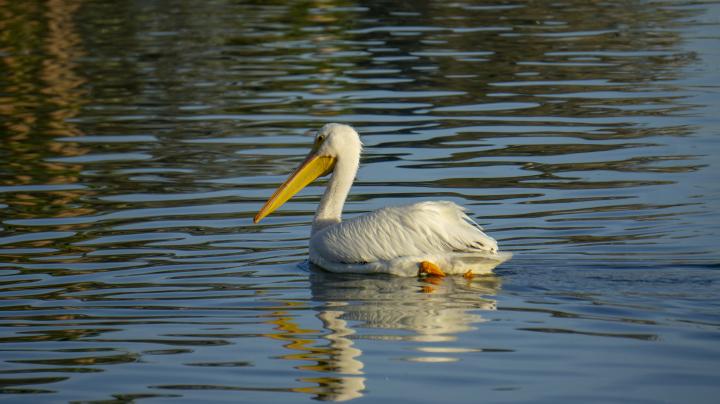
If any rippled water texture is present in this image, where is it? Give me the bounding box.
[1,0,719,402]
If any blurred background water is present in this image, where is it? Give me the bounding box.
[1,0,719,402]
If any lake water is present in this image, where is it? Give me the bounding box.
[1,0,719,402]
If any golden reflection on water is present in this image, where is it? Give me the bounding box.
[261,272,500,401]
[0,0,93,222]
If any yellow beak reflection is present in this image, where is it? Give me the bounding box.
[254,154,336,223]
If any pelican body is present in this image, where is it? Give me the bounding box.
[254,124,511,276]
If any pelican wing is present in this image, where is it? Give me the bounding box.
[310,201,499,265]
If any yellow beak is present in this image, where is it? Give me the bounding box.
[254,153,336,223]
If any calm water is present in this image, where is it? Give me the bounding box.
[1,0,719,402]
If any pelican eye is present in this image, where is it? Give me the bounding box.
[317,134,326,143]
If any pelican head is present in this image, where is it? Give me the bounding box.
[314,123,363,160]
[254,123,362,224]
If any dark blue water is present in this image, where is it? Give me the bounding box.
[1,0,719,402]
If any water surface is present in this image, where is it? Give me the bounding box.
[1,0,719,402]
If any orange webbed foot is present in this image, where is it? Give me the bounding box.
[418,261,446,277]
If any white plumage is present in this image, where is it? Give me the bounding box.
[255,123,511,276]
[310,201,510,276]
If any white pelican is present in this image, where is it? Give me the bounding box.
[254,123,511,277]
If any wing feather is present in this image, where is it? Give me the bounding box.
[310,201,498,265]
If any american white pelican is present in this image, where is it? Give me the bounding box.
[254,123,511,277]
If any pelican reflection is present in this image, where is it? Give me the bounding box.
[310,269,499,342]
[265,268,500,401]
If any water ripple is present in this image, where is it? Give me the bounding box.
[1,0,719,402]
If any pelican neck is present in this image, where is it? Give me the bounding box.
[312,153,359,236]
